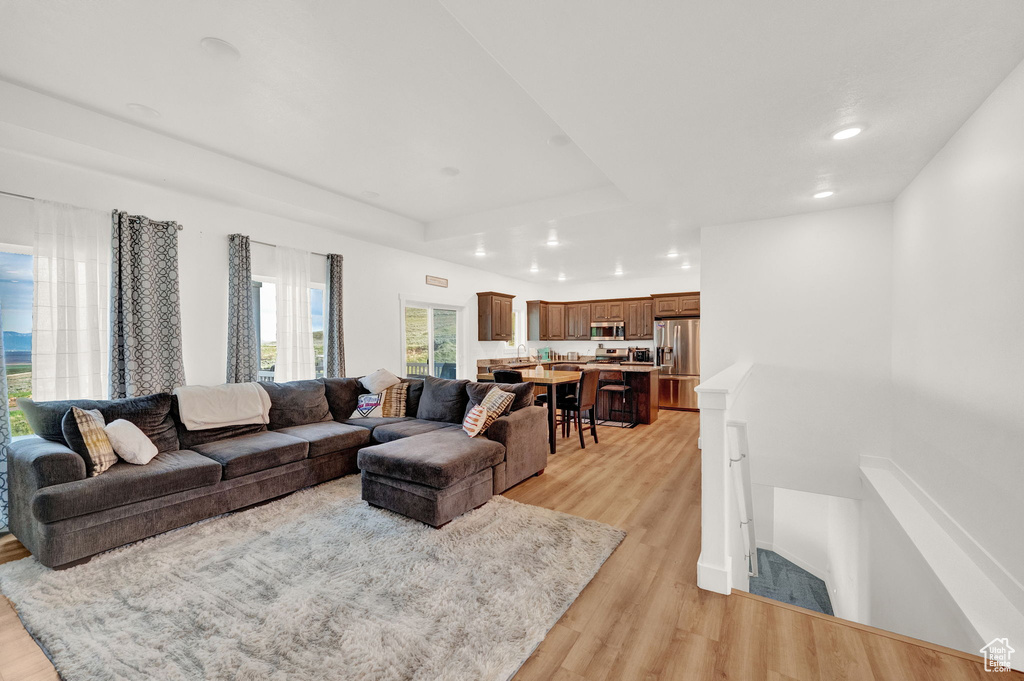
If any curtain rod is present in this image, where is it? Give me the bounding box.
[0,190,185,231]
[250,238,328,258]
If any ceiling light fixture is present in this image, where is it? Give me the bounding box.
[200,37,241,60]
[440,166,461,177]
[474,247,486,257]
[529,263,539,273]
[546,238,559,246]
[557,273,566,282]
[831,126,863,140]
[667,251,678,259]
[813,190,835,199]
[614,268,624,277]
[680,263,692,270]
[125,103,161,118]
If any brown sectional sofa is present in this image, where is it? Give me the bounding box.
[9,375,547,568]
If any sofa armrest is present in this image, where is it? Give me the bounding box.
[486,406,548,490]
[9,437,87,491]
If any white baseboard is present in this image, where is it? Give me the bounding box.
[697,554,732,595]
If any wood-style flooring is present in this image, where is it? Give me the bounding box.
[0,411,1014,680]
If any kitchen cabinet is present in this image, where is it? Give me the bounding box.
[652,292,699,317]
[625,299,655,340]
[592,300,624,321]
[566,303,591,340]
[527,300,567,341]
[546,303,566,340]
[477,292,514,341]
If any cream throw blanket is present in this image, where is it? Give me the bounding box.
[173,383,272,431]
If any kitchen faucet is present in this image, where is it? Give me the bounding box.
[516,344,527,362]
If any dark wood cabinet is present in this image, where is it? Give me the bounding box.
[546,303,566,340]
[624,299,655,340]
[566,303,591,340]
[652,292,699,317]
[477,292,514,341]
[592,300,624,321]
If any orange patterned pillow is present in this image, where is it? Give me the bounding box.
[462,404,490,437]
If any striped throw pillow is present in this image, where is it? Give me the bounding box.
[72,407,118,476]
[463,388,515,437]
[382,382,408,418]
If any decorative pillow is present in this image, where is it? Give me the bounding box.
[360,368,402,395]
[403,378,424,417]
[104,419,159,465]
[68,407,118,476]
[417,376,470,424]
[462,404,490,438]
[348,382,408,419]
[462,388,515,437]
[464,381,534,418]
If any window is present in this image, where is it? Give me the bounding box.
[506,309,524,348]
[1,249,33,436]
[403,303,460,379]
[251,279,324,381]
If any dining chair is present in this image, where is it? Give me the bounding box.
[492,369,524,384]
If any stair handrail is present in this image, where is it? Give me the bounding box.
[727,419,757,577]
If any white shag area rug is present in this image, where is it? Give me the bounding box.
[0,475,624,681]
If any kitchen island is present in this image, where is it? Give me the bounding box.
[476,363,661,426]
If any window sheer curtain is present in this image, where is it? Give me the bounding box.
[275,247,315,382]
[32,200,111,401]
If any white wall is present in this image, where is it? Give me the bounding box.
[700,204,894,498]
[891,57,1024,591]
[0,150,543,386]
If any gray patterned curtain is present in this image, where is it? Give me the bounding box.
[109,210,186,398]
[0,300,10,531]
[324,253,346,377]
[226,234,258,383]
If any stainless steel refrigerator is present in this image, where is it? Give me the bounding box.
[655,318,700,410]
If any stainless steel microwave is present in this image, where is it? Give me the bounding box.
[590,321,625,339]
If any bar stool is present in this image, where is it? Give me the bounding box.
[599,370,637,428]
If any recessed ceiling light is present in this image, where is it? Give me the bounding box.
[546,238,559,246]
[440,166,461,177]
[547,134,571,148]
[667,251,678,259]
[474,247,486,257]
[529,263,539,273]
[813,190,835,199]
[680,263,692,270]
[614,268,624,277]
[557,273,566,281]
[200,37,241,60]
[125,103,160,118]
[361,190,380,199]
[831,126,863,140]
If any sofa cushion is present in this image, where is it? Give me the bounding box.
[403,378,424,417]
[191,431,309,479]
[323,378,369,421]
[371,419,459,444]
[171,396,267,449]
[416,376,470,424]
[274,421,371,458]
[357,428,505,489]
[19,393,179,453]
[31,450,223,523]
[261,379,331,429]
[465,381,534,417]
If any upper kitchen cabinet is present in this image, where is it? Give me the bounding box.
[651,292,700,317]
[625,298,655,340]
[592,300,624,321]
[477,292,514,341]
[566,303,591,340]
[527,300,567,341]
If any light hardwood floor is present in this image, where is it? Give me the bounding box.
[0,410,1015,680]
